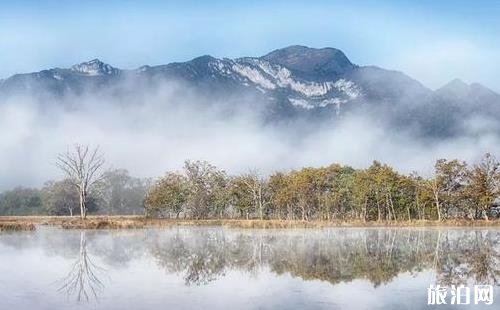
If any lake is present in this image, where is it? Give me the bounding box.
[0,227,498,309]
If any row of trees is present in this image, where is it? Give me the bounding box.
[0,144,498,221]
[145,154,500,221]
[0,169,149,216]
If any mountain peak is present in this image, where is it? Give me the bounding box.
[437,79,471,98]
[445,78,469,88]
[70,59,119,76]
[436,79,500,105]
[261,45,355,79]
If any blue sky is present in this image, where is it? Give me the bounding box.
[1,0,499,91]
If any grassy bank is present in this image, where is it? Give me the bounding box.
[1,216,500,230]
[0,221,36,231]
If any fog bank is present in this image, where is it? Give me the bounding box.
[1,83,499,190]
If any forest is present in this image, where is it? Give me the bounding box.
[0,169,149,216]
[1,147,499,221]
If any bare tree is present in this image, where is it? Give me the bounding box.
[56,145,105,219]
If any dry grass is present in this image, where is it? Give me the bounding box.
[0,216,499,230]
[60,219,145,229]
[0,221,36,231]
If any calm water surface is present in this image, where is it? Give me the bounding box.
[0,227,498,309]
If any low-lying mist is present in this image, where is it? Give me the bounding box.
[1,81,499,190]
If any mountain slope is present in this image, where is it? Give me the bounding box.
[1,45,499,138]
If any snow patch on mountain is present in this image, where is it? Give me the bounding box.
[277,72,361,98]
[52,72,63,80]
[208,59,233,76]
[289,96,348,113]
[319,98,344,108]
[333,79,361,99]
[233,58,361,100]
[71,59,119,76]
[232,63,276,90]
[289,98,315,109]
[275,67,333,96]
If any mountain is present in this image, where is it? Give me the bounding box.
[436,78,500,115]
[1,45,499,138]
[261,45,356,80]
[71,59,120,76]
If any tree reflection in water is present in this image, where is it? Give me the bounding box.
[3,227,495,299]
[58,231,106,303]
[148,228,499,288]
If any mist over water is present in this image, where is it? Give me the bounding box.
[0,227,498,309]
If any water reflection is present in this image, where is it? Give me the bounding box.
[148,228,500,287]
[0,227,498,308]
[58,231,106,302]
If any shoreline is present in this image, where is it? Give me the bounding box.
[1,216,500,230]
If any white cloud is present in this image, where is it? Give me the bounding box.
[1,79,499,190]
